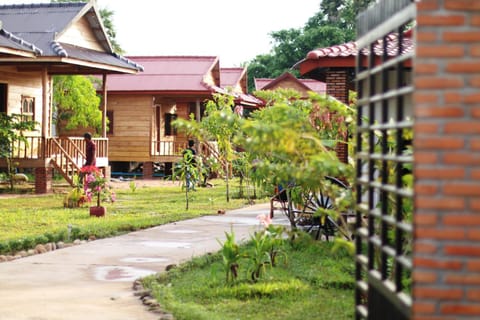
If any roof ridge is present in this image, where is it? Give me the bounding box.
[126,55,219,60]
[221,67,244,70]
[1,29,42,54]
[113,52,144,71]
[119,74,207,76]
[0,3,85,9]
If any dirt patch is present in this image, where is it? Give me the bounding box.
[109,178,178,190]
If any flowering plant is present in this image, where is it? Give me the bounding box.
[81,166,116,207]
[64,174,88,208]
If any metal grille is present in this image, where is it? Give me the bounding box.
[355,1,415,319]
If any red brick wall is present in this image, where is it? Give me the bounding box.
[326,69,349,163]
[34,167,52,194]
[326,70,349,104]
[413,1,480,319]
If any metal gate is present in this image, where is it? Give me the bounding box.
[354,1,416,319]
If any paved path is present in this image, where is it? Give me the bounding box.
[0,203,287,320]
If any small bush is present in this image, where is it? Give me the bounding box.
[0,242,10,255]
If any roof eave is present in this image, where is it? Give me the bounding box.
[0,46,36,58]
[1,56,141,74]
[106,90,213,95]
[297,57,357,76]
[59,57,141,74]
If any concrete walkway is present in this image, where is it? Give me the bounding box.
[0,203,288,320]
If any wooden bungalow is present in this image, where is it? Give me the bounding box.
[104,56,261,178]
[0,1,143,193]
[254,71,326,97]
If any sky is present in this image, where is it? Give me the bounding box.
[2,0,321,67]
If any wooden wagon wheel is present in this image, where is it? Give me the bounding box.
[295,176,351,241]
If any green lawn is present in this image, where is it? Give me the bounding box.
[142,235,355,320]
[0,179,261,254]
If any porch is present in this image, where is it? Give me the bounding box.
[0,136,108,193]
[150,138,187,163]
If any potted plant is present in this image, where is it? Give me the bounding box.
[63,174,87,208]
[81,166,115,217]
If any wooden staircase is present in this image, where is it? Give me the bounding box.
[49,138,85,187]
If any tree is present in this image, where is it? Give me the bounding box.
[173,93,242,203]
[246,0,376,92]
[0,114,37,191]
[52,75,102,134]
[98,7,123,53]
[235,89,355,228]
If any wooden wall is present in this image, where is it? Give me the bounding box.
[57,16,104,52]
[267,79,311,97]
[107,94,153,162]
[0,66,43,136]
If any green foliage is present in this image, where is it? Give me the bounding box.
[246,0,376,92]
[63,174,87,208]
[0,113,37,190]
[129,179,137,193]
[217,229,242,283]
[98,8,123,53]
[172,150,202,210]
[216,217,288,284]
[143,238,355,320]
[231,151,256,201]
[52,75,102,133]
[247,230,272,282]
[237,90,355,205]
[174,93,243,202]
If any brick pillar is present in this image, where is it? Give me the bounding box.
[35,167,52,194]
[143,161,153,179]
[103,166,111,182]
[413,1,480,319]
[326,69,349,104]
[326,69,349,164]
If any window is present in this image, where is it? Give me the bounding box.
[107,110,114,135]
[164,113,177,136]
[0,84,7,113]
[21,96,35,121]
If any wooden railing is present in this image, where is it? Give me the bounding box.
[5,136,108,186]
[7,136,108,160]
[49,138,83,185]
[151,139,186,156]
[150,139,220,160]
[9,136,44,159]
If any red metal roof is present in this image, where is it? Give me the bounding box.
[106,56,220,92]
[220,67,246,88]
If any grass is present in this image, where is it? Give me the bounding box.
[0,178,263,254]
[0,178,356,319]
[142,233,355,320]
